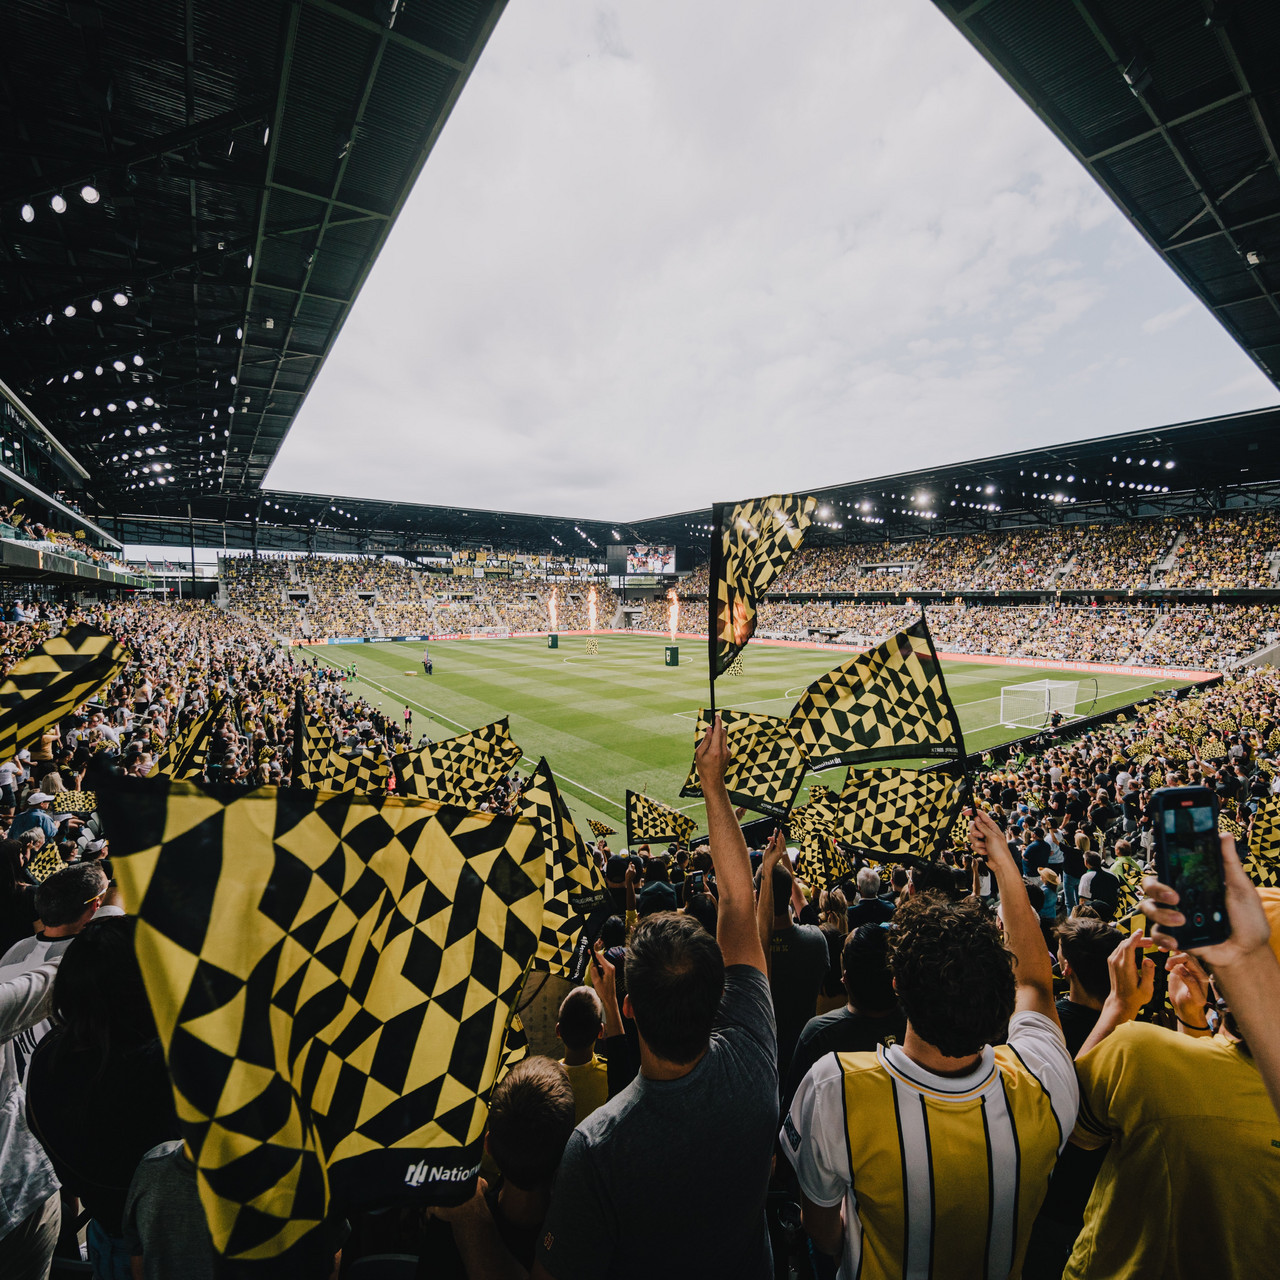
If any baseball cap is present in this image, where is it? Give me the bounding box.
[27,791,53,806]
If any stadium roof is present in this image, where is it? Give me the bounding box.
[100,405,1280,554]
[1,0,506,512]
[933,0,1280,390]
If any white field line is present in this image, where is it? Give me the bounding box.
[352,672,626,814]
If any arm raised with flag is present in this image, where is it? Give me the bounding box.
[696,714,766,974]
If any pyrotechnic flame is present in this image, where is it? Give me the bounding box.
[548,588,558,633]
[588,585,597,632]
[668,588,678,640]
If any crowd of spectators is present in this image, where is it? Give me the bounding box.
[1,598,1279,1277]
[0,501,129,574]
[1162,511,1280,589]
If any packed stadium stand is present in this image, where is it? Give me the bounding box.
[5,1,1280,1278]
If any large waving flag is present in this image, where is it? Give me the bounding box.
[392,719,522,805]
[679,708,807,817]
[625,791,697,847]
[787,617,965,769]
[98,779,544,1264]
[709,494,816,682]
[0,623,130,762]
[837,764,966,863]
[519,759,609,978]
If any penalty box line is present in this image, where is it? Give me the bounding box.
[352,671,627,817]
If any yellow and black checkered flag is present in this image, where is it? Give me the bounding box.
[520,759,609,978]
[319,745,390,795]
[392,718,522,805]
[97,779,545,1263]
[626,791,696,847]
[0,624,129,763]
[679,709,807,817]
[836,765,966,863]
[787,792,840,876]
[51,789,96,815]
[151,698,222,781]
[291,689,336,790]
[26,843,64,882]
[709,494,816,680]
[1247,797,1280,888]
[788,617,965,769]
[587,820,616,839]
[818,838,856,891]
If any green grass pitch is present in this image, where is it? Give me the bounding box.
[306,634,1193,844]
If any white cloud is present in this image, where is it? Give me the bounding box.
[266,0,1277,520]
[1141,303,1197,334]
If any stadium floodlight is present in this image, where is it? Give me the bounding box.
[20,203,34,222]
[50,194,67,213]
[91,299,102,312]
[63,304,76,317]
[80,184,100,204]
[113,292,128,306]
[112,359,125,371]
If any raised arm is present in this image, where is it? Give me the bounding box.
[756,830,786,977]
[696,715,766,973]
[1142,835,1280,1120]
[971,809,1058,1023]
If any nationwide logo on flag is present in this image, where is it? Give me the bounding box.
[626,791,697,847]
[98,779,545,1262]
[393,719,523,806]
[788,618,965,769]
[836,765,967,863]
[519,759,609,979]
[679,709,807,818]
[710,494,816,679]
[0,623,130,763]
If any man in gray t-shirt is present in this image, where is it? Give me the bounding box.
[534,718,778,1280]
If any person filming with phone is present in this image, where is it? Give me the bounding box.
[1060,788,1280,1280]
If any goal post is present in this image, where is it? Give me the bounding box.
[998,679,1079,729]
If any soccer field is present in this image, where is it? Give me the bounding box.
[308,634,1195,842]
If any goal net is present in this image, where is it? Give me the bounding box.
[999,679,1079,729]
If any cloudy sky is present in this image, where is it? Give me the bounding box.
[266,0,1277,521]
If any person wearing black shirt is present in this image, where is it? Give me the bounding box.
[1025,917,1127,1277]
[783,925,906,1110]
[846,868,894,928]
[1021,828,1053,877]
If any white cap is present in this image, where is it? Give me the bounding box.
[27,791,53,806]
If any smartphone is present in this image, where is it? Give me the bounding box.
[1151,786,1231,948]
[686,871,705,896]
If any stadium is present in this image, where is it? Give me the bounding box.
[1,2,1279,1279]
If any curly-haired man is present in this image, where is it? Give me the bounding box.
[781,810,1078,1280]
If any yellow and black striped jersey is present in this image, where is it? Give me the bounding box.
[782,1011,1077,1280]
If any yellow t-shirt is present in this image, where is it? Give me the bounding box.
[1067,1023,1280,1279]
[561,1055,609,1126]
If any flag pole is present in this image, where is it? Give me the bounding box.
[707,503,724,716]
